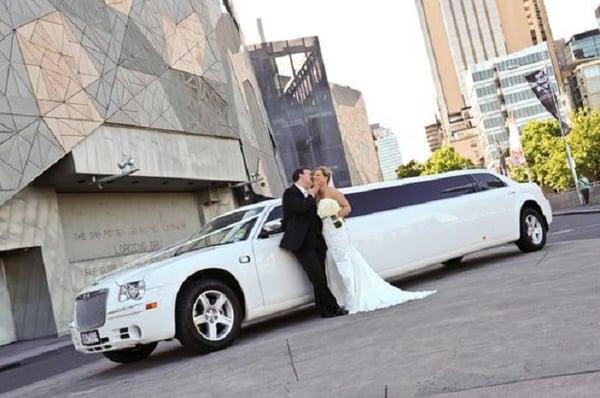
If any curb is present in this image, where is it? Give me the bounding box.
[0,338,72,372]
[553,209,600,217]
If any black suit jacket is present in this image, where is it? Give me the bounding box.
[279,185,326,252]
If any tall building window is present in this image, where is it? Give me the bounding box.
[476,84,497,98]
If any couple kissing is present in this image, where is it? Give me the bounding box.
[279,167,436,318]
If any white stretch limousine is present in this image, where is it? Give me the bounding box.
[70,170,552,363]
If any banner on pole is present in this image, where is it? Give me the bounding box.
[507,114,526,166]
[525,69,570,133]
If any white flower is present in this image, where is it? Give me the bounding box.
[317,198,340,219]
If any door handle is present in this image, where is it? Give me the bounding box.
[239,256,251,264]
[508,191,517,195]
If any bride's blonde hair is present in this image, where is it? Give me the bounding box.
[314,166,332,183]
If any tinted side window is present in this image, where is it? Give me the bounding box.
[432,175,477,200]
[346,176,476,218]
[266,206,282,222]
[472,173,507,191]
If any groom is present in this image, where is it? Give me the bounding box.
[280,168,347,318]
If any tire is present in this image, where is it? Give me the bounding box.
[442,257,463,266]
[102,342,157,364]
[516,207,547,253]
[176,278,242,354]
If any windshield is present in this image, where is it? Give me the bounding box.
[93,207,265,281]
[174,207,264,256]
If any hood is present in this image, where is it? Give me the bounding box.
[90,245,222,287]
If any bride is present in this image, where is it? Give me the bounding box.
[312,166,436,314]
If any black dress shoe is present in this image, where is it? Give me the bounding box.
[321,312,338,318]
[322,308,349,318]
[337,308,349,316]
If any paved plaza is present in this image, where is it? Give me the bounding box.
[2,232,599,397]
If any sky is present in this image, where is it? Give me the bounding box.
[234,0,599,163]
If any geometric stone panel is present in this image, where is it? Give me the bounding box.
[162,13,206,77]
[119,19,169,77]
[0,116,64,202]
[108,76,183,131]
[105,0,132,17]
[160,68,233,138]
[16,11,102,151]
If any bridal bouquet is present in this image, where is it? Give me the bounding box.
[317,198,343,229]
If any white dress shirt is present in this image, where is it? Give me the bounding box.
[294,183,309,198]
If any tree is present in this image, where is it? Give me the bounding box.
[569,109,600,182]
[422,146,475,175]
[520,110,600,191]
[396,160,424,179]
[520,119,566,190]
[508,164,530,183]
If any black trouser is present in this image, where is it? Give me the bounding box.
[294,247,340,316]
[582,189,590,205]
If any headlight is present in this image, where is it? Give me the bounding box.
[118,281,145,302]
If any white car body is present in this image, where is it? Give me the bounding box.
[70,170,552,354]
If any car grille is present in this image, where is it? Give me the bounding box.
[75,289,108,330]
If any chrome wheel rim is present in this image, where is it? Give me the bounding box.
[192,290,234,342]
[525,214,543,245]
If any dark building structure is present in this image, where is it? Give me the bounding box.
[248,37,351,187]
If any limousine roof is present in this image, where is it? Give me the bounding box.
[234,169,512,213]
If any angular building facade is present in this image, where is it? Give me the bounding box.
[0,0,286,345]
[247,37,352,187]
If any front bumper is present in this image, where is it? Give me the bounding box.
[70,287,175,354]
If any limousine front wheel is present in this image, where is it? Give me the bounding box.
[176,279,242,354]
[516,207,546,252]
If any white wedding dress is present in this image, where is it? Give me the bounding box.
[322,217,436,314]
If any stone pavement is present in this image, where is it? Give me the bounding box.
[2,238,600,398]
[0,335,72,372]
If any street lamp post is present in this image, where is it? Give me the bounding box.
[546,72,583,204]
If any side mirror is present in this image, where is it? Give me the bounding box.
[259,219,282,238]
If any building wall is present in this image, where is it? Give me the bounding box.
[0,187,71,345]
[0,0,285,207]
[574,61,600,110]
[70,125,248,183]
[416,0,464,125]
[425,121,443,152]
[449,131,481,165]
[330,84,382,185]
[0,0,283,345]
[496,1,535,53]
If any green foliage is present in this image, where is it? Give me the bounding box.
[422,146,475,175]
[396,159,424,179]
[520,110,600,191]
[508,165,530,183]
[569,110,600,182]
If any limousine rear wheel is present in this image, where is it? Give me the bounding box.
[176,278,242,354]
[516,207,546,252]
[102,342,157,364]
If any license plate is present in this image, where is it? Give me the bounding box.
[81,330,100,346]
